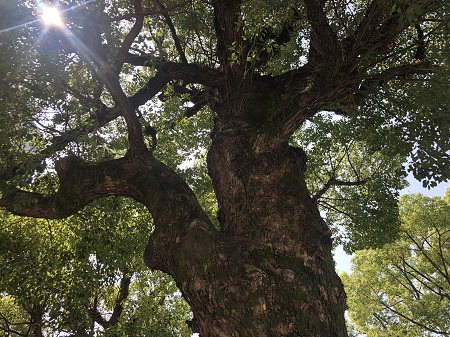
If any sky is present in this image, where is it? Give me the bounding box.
[334,174,449,274]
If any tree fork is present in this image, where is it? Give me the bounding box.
[142,116,348,336]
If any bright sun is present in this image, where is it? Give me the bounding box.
[41,6,64,27]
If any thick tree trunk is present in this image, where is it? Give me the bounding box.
[201,141,345,336]
[144,86,348,336]
[192,145,344,335]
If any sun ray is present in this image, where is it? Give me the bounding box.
[0,20,38,35]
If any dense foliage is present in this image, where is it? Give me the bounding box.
[0,198,191,336]
[0,0,448,251]
[343,191,450,337]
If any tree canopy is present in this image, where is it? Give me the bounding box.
[0,0,448,251]
[343,190,450,337]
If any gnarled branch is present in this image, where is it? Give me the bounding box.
[0,151,216,271]
[0,156,142,219]
[94,271,133,329]
[115,0,145,72]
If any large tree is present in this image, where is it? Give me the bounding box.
[0,0,448,336]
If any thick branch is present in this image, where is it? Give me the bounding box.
[1,152,215,273]
[86,2,147,153]
[93,311,108,329]
[1,152,206,222]
[345,62,437,106]
[61,10,148,154]
[101,71,147,154]
[247,6,304,68]
[108,271,132,327]
[0,156,142,219]
[348,0,388,58]
[304,0,340,60]
[413,23,426,63]
[261,59,436,154]
[348,0,440,60]
[60,23,147,154]
[129,62,223,108]
[262,0,442,149]
[124,55,223,87]
[95,271,133,329]
[212,0,244,67]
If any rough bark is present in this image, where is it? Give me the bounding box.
[144,82,348,336]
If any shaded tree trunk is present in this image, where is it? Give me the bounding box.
[29,304,45,337]
[144,80,348,336]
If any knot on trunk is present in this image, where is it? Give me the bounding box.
[289,145,307,173]
[55,155,85,179]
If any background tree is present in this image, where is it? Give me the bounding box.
[0,198,191,337]
[0,0,448,336]
[342,190,450,337]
